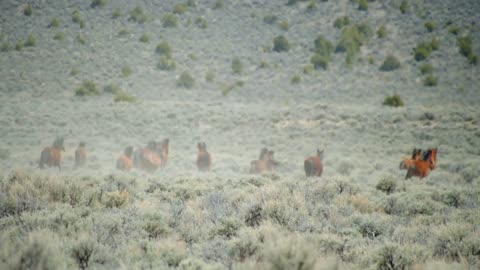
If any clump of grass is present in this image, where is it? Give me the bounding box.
[419,63,434,74]
[376,177,397,194]
[431,37,440,50]
[222,81,244,96]
[368,55,375,64]
[414,42,434,61]
[310,54,330,70]
[425,21,436,32]
[15,41,24,51]
[114,91,137,103]
[90,0,108,8]
[48,18,61,28]
[76,34,86,45]
[336,22,372,63]
[129,6,148,23]
[53,32,64,41]
[111,8,122,19]
[173,3,188,14]
[139,33,150,43]
[70,68,80,76]
[177,71,195,88]
[232,57,243,74]
[457,35,478,65]
[156,41,172,58]
[103,83,121,94]
[383,94,404,107]
[291,75,301,84]
[400,0,409,14]
[118,28,129,37]
[424,75,437,87]
[205,71,214,82]
[105,190,129,208]
[273,35,290,52]
[303,64,314,74]
[379,55,401,71]
[448,26,460,35]
[195,17,208,29]
[263,14,277,25]
[259,60,270,69]
[24,4,33,16]
[162,13,178,28]
[24,34,36,47]
[377,24,387,38]
[121,66,132,77]
[358,0,368,11]
[376,244,415,270]
[214,0,224,9]
[334,16,350,29]
[75,81,101,96]
[306,0,317,11]
[310,35,333,70]
[1,41,12,52]
[72,10,85,28]
[279,20,289,31]
[157,56,176,71]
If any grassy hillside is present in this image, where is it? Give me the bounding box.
[0,0,479,269]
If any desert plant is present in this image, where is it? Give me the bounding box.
[24,34,36,47]
[376,177,397,194]
[70,68,80,76]
[310,54,329,70]
[162,13,178,28]
[279,20,289,31]
[419,63,434,74]
[144,219,169,239]
[449,26,460,35]
[314,35,334,56]
[336,22,372,56]
[1,41,12,52]
[222,81,244,96]
[0,149,10,160]
[114,91,137,103]
[214,217,242,239]
[111,8,122,19]
[273,35,290,52]
[48,18,61,28]
[431,37,440,50]
[174,3,188,14]
[156,41,172,58]
[195,17,208,29]
[414,42,433,61]
[457,35,477,64]
[334,16,350,29]
[263,14,278,25]
[232,57,243,74]
[157,56,176,71]
[379,55,401,71]
[214,0,224,9]
[90,0,107,8]
[103,84,121,94]
[24,4,32,16]
[424,75,437,87]
[15,41,24,51]
[139,33,150,43]
[400,0,409,14]
[72,236,96,269]
[358,0,368,11]
[72,10,85,28]
[205,71,215,82]
[76,34,86,45]
[105,190,129,208]
[291,75,301,84]
[383,95,404,107]
[376,244,415,270]
[425,21,436,32]
[377,24,387,38]
[129,6,148,23]
[75,81,100,96]
[303,64,314,74]
[118,28,129,36]
[177,72,195,88]
[121,66,132,77]
[306,0,317,11]
[53,32,64,41]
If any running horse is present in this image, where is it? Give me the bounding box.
[405,148,437,179]
[117,146,134,172]
[39,137,65,171]
[304,149,324,177]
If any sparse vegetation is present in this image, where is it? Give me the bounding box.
[48,18,61,28]
[419,63,434,74]
[376,177,397,194]
[15,41,24,51]
[414,41,435,61]
[75,81,101,96]
[425,21,436,32]
[24,4,32,16]
[358,0,368,11]
[310,54,330,70]
[400,0,409,14]
[162,13,178,28]
[173,3,188,14]
[76,34,86,45]
[177,72,195,88]
[263,14,278,25]
[90,0,108,8]
[377,24,387,38]
[1,41,12,52]
[139,33,150,43]
[424,75,438,87]
[383,94,404,107]
[379,55,401,71]
[214,0,224,9]
[129,6,148,23]
[24,34,36,47]
[121,66,133,77]
[279,20,289,31]
[334,16,351,29]
[111,8,122,19]
[53,32,64,41]
[195,17,208,29]
[72,10,85,28]
[232,57,243,74]
[205,71,215,82]
[103,83,121,94]
[291,75,301,84]
[114,91,137,103]
[156,41,172,58]
[273,36,290,52]
[457,35,478,65]
[336,22,372,63]
[157,56,176,71]
[449,26,460,35]
[118,29,129,37]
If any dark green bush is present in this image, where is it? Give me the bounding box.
[419,63,434,74]
[24,4,32,16]
[334,16,351,29]
[424,75,437,87]
[121,66,132,77]
[53,32,64,41]
[75,81,100,96]
[177,72,195,88]
[157,56,176,71]
[379,55,401,71]
[383,95,404,107]
[414,42,432,61]
[111,8,122,19]
[48,18,61,28]
[310,53,329,70]
[376,177,397,194]
[400,0,409,14]
[431,37,440,50]
[358,0,368,11]
[91,0,108,8]
[1,41,12,52]
[114,91,137,103]
[156,41,172,58]
[291,75,301,84]
[139,33,150,43]
[314,35,334,56]
[214,0,224,9]
[449,26,460,35]
[425,21,436,32]
[273,35,290,52]
[232,57,242,74]
[457,35,473,58]
[195,17,208,29]
[336,22,372,56]
[173,3,188,14]
[263,14,277,25]
[377,24,387,38]
[24,34,36,47]
[129,6,148,23]
[162,13,178,27]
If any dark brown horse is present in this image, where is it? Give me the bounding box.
[304,149,324,177]
[117,146,134,172]
[39,138,65,171]
[399,148,423,170]
[75,142,87,168]
[196,142,211,171]
[249,148,279,174]
[405,148,437,179]
[133,141,164,173]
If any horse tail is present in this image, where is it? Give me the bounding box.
[304,159,314,177]
[39,148,49,169]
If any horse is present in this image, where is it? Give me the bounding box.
[39,137,65,171]
[117,146,134,172]
[196,142,211,171]
[75,142,87,168]
[304,149,324,177]
[399,148,423,170]
[159,138,169,168]
[405,148,438,179]
[133,141,164,173]
[249,148,279,174]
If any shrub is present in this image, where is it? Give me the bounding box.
[156,41,172,58]
[129,6,148,23]
[314,35,334,56]
[76,34,86,45]
[173,4,188,14]
[419,63,434,74]
[15,41,24,51]
[177,72,195,88]
[90,0,108,8]
[383,192,439,216]
[157,56,176,71]
[263,15,277,25]
[53,32,64,41]
[279,20,289,31]
[104,190,129,208]
[114,91,137,103]
[1,41,12,52]
[75,81,101,96]
[72,236,96,269]
[48,18,61,28]
[424,75,437,87]
[457,35,474,58]
[118,28,129,36]
[273,35,290,52]
[306,0,317,11]
[162,13,178,28]
[334,16,350,29]
[70,68,80,76]
[433,224,478,262]
[195,17,208,29]
[379,55,401,71]
[144,219,169,239]
[25,34,36,47]
[111,8,122,19]
[400,0,409,14]
[414,42,433,61]
[232,57,242,74]
[358,0,368,11]
[356,217,385,240]
[376,244,415,270]
[222,81,244,96]
[103,84,121,94]
[24,4,32,16]
[264,237,317,270]
[383,95,404,107]
[291,75,301,84]
[376,177,397,194]
[336,22,372,56]
[205,72,214,82]
[214,217,242,239]
[448,26,460,35]
[303,64,314,74]
[377,24,387,38]
[139,33,150,43]
[431,37,440,50]
[310,54,329,70]
[468,54,478,65]
[72,10,85,28]
[214,0,224,9]
[121,66,132,77]
[425,21,436,32]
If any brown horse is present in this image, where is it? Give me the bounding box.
[304,149,324,177]
[75,142,87,168]
[133,141,164,173]
[196,142,211,171]
[39,138,65,171]
[249,148,278,174]
[399,148,423,170]
[117,146,134,172]
[405,148,438,179]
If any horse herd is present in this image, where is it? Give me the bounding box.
[38,138,437,179]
